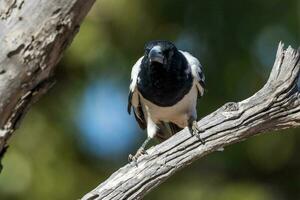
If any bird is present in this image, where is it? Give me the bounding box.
[127,40,205,163]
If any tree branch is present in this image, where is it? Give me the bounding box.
[0,0,95,168]
[82,43,300,200]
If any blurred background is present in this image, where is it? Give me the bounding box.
[1,0,300,199]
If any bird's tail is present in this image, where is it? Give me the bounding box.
[156,122,182,142]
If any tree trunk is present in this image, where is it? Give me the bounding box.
[82,43,300,200]
[0,0,95,168]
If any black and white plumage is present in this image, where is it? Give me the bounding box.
[128,40,205,162]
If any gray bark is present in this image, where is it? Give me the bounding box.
[0,0,95,166]
[82,43,300,200]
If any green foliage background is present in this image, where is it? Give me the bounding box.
[0,0,300,199]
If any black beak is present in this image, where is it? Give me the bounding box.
[148,46,164,64]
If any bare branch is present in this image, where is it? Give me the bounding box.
[0,0,95,167]
[82,43,300,200]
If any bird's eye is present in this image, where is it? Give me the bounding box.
[165,50,173,58]
[163,50,169,56]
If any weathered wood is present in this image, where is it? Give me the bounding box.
[0,0,95,166]
[82,43,300,200]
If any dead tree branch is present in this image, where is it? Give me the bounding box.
[82,43,300,200]
[0,0,95,168]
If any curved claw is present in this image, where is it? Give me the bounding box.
[128,147,147,166]
[191,121,205,144]
[128,154,134,162]
[128,154,138,167]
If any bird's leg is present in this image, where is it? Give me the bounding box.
[128,137,151,165]
[188,119,205,144]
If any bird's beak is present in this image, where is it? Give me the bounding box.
[148,46,164,64]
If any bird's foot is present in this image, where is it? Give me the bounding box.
[128,147,147,166]
[191,121,205,144]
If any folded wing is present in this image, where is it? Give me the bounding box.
[180,51,205,97]
[127,57,146,129]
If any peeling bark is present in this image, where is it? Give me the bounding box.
[82,43,300,200]
[0,0,95,169]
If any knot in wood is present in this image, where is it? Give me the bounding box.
[222,102,239,112]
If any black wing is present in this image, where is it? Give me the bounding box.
[128,57,146,129]
[128,90,146,129]
[180,51,205,96]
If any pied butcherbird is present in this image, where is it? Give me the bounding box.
[128,40,205,162]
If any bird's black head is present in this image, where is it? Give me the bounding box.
[143,40,181,71]
[138,40,193,107]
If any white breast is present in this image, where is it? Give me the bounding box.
[139,80,198,128]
